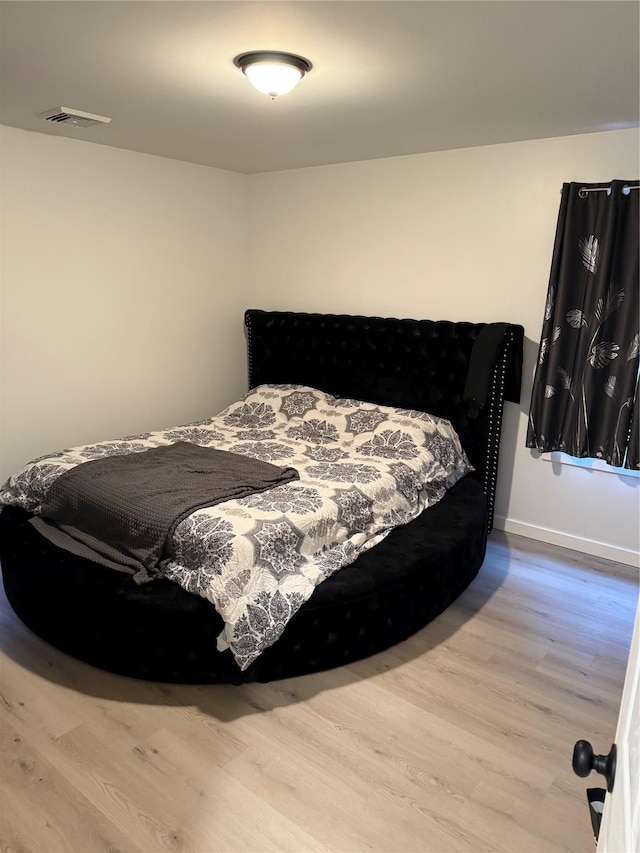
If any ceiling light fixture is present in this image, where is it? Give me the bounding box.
[234,51,312,99]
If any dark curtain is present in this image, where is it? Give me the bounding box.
[526,180,639,469]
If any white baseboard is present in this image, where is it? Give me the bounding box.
[493,516,640,570]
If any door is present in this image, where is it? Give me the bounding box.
[598,596,640,852]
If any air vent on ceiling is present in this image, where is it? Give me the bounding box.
[36,107,112,129]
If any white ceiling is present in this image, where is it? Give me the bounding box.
[1,1,638,174]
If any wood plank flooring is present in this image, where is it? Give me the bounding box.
[1,531,637,853]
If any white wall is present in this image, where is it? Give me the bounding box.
[0,126,249,480]
[247,129,640,565]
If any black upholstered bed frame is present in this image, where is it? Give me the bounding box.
[0,310,523,684]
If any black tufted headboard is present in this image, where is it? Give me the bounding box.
[244,310,523,530]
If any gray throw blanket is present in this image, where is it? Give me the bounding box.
[30,441,298,580]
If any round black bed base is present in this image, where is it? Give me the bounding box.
[0,477,488,684]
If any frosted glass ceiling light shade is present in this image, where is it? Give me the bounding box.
[245,62,301,97]
[234,51,312,99]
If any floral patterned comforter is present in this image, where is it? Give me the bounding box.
[0,385,472,670]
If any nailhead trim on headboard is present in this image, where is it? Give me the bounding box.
[483,331,512,531]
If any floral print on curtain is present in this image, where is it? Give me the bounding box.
[526,180,639,469]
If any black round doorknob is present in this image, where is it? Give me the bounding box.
[572,739,617,792]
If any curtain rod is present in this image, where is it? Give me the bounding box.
[578,184,639,198]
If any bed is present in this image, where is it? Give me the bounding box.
[0,309,523,683]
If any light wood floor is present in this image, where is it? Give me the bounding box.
[1,531,637,853]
